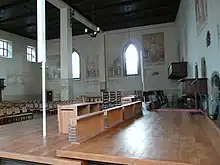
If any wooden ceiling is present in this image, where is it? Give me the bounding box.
[0,0,181,40]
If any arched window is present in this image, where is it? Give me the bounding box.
[195,63,198,78]
[124,43,139,76]
[201,57,207,78]
[72,51,80,79]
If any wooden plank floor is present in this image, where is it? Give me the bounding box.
[0,115,83,165]
[57,112,220,165]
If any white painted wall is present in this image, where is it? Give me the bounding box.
[47,23,180,99]
[0,30,41,101]
[176,0,220,113]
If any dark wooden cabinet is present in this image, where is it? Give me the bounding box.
[179,78,208,95]
[0,78,6,102]
[168,62,187,79]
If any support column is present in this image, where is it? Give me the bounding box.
[60,7,73,100]
[99,34,107,91]
[140,50,145,91]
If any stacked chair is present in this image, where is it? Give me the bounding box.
[0,100,75,125]
[0,101,33,125]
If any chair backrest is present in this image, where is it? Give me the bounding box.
[0,109,4,117]
[49,103,53,109]
[34,102,39,108]
[15,107,20,114]
[6,107,13,115]
[22,107,27,113]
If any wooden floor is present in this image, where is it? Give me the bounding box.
[0,115,83,165]
[0,111,220,165]
[57,112,220,165]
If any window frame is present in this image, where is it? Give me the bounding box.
[123,42,140,76]
[72,50,81,80]
[0,39,12,58]
[27,46,36,62]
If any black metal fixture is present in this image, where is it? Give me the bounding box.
[70,8,75,28]
[84,4,100,38]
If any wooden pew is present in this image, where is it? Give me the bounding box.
[70,111,105,143]
[105,106,123,128]
[123,102,135,120]
[58,102,102,134]
[66,101,142,143]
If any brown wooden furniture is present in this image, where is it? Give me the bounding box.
[179,78,208,95]
[71,111,105,143]
[58,102,101,134]
[105,106,124,128]
[67,101,142,143]
[123,102,135,120]
[134,101,142,115]
[168,62,187,79]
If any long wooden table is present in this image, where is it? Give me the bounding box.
[67,101,142,144]
[58,102,101,134]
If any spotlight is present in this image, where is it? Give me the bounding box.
[85,28,88,33]
[97,27,100,32]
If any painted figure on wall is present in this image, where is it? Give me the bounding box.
[195,0,208,34]
[142,32,165,66]
[46,55,60,80]
[108,56,121,77]
[86,57,99,78]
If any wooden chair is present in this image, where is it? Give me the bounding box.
[6,107,13,124]
[13,106,22,122]
[0,109,4,125]
[34,102,39,112]
[21,106,33,120]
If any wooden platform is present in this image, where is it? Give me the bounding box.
[57,112,220,165]
[0,115,83,165]
[0,111,220,165]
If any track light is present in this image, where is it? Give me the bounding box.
[85,28,88,33]
[97,27,100,32]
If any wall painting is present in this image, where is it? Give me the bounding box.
[142,32,165,66]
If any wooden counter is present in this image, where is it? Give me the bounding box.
[105,106,124,128]
[58,102,101,134]
[74,111,105,143]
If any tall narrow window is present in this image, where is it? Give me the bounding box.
[72,51,80,79]
[27,46,36,62]
[124,43,139,75]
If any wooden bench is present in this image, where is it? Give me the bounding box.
[70,111,105,143]
[105,105,123,128]
[58,102,102,134]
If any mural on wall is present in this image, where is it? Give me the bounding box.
[142,32,165,66]
[7,72,28,85]
[46,55,60,80]
[195,0,208,35]
[108,56,121,77]
[86,55,99,78]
